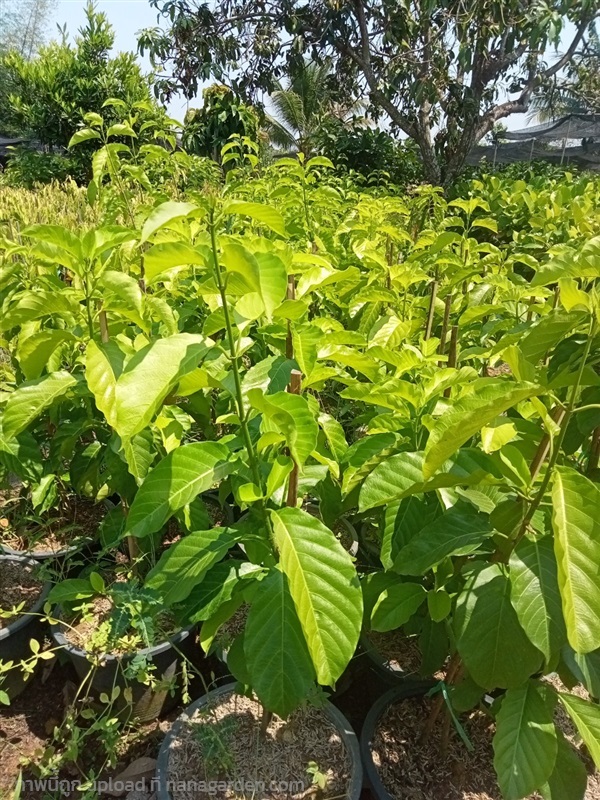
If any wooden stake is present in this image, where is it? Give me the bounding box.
[587,426,600,474]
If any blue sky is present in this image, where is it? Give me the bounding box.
[52,1,575,132]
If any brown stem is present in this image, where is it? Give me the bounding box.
[286,370,302,508]
[259,708,273,740]
[443,325,459,398]
[99,310,110,343]
[420,653,461,744]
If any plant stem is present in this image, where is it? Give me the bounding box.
[208,209,268,506]
[424,272,439,340]
[286,370,302,507]
[511,317,597,552]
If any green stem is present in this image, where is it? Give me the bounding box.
[208,209,268,508]
[511,317,597,552]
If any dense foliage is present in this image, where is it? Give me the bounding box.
[141,0,599,184]
[1,114,600,798]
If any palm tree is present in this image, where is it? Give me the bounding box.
[267,60,365,156]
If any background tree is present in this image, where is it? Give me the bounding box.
[530,25,600,120]
[140,0,599,186]
[0,0,57,136]
[2,2,164,155]
[182,84,259,161]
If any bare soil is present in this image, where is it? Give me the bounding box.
[0,494,107,555]
[366,630,424,676]
[167,690,353,800]
[370,687,600,800]
[0,561,44,629]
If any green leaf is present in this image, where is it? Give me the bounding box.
[559,692,600,768]
[0,290,78,332]
[145,527,238,605]
[318,413,348,463]
[509,535,566,667]
[552,467,600,654]
[175,561,259,624]
[423,381,544,479]
[145,242,207,283]
[292,324,320,377]
[221,243,287,318]
[270,507,362,686]
[493,680,558,800]
[121,429,156,482]
[249,390,318,467]
[245,570,315,717]
[393,502,492,576]
[455,563,543,690]
[381,495,437,570]
[106,123,137,138]
[540,731,587,800]
[223,200,287,237]
[99,271,144,316]
[68,128,101,147]
[125,441,232,538]
[86,334,211,440]
[370,582,426,632]
[1,371,78,439]
[48,578,94,604]
[17,330,76,380]
[520,312,586,365]
[359,448,499,512]
[140,201,197,244]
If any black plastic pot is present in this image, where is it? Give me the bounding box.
[155,682,363,800]
[51,616,197,723]
[360,631,431,686]
[360,684,429,799]
[0,555,52,699]
[0,499,112,567]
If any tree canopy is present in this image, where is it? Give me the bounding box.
[140,0,600,185]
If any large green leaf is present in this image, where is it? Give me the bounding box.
[552,467,600,655]
[359,449,499,512]
[509,535,566,667]
[249,389,318,466]
[292,324,320,377]
[145,527,238,605]
[175,561,260,624]
[245,570,315,717]
[125,441,232,538]
[381,495,437,570]
[17,330,76,380]
[394,503,492,576]
[140,201,197,243]
[121,429,156,482]
[493,680,557,800]
[223,200,288,237]
[270,507,362,686]
[86,334,211,440]
[1,371,78,439]
[145,242,207,283]
[540,731,587,800]
[221,243,287,318]
[1,290,78,332]
[520,312,586,365]
[455,563,543,690]
[558,692,600,768]
[370,582,426,632]
[423,381,543,479]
